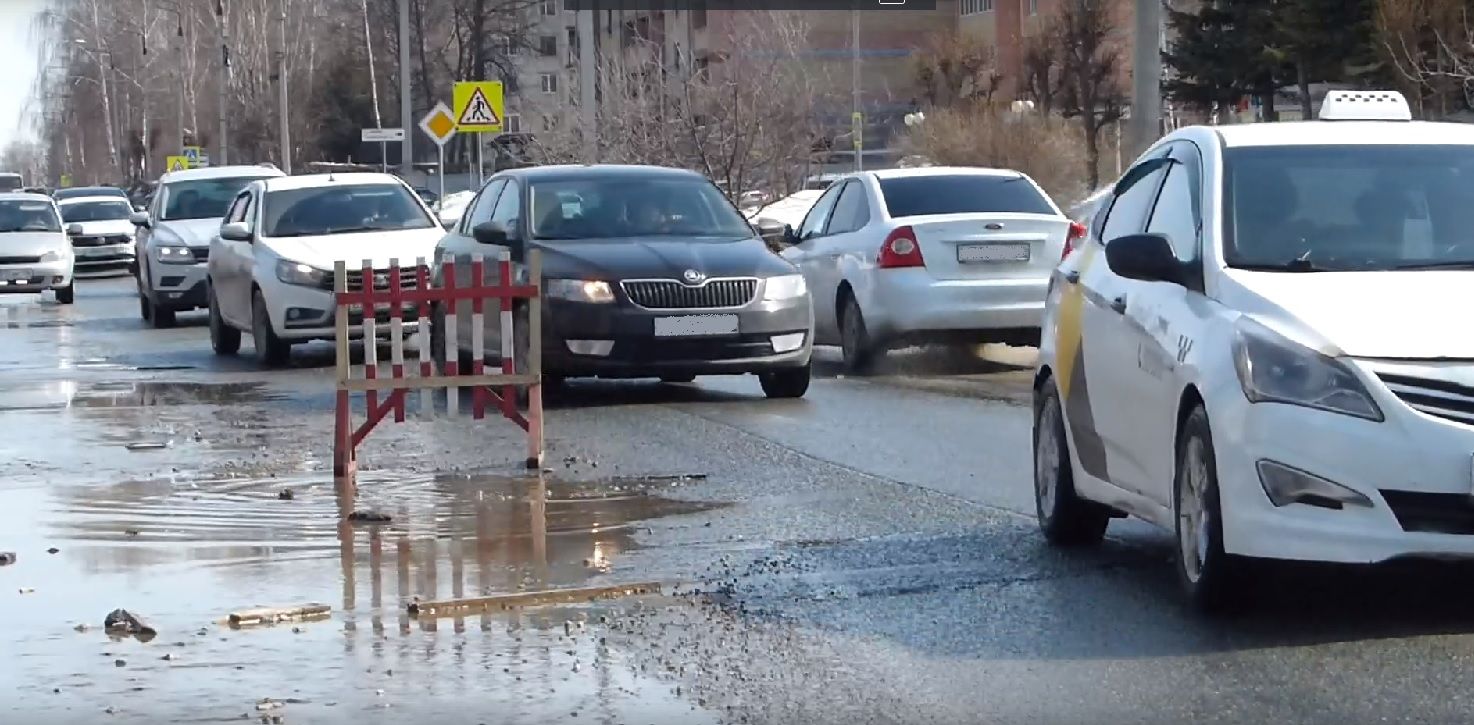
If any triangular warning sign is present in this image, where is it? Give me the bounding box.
[168,158,187,172]
[457,88,500,126]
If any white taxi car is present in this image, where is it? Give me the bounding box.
[205,173,443,366]
[0,192,74,303]
[58,195,137,277]
[1034,90,1474,610]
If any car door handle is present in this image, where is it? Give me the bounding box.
[1064,270,1080,284]
[1110,295,1128,314]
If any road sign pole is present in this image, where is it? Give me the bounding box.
[437,144,445,204]
[476,133,484,186]
[381,141,388,173]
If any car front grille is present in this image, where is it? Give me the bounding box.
[0,256,41,265]
[1380,490,1474,535]
[71,235,131,248]
[621,278,758,309]
[320,266,423,294]
[1375,372,1474,426]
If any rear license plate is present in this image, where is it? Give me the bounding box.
[654,314,739,337]
[958,242,1030,263]
[2,269,31,281]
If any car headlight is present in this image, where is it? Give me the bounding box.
[156,245,195,264]
[1231,317,1383,421]
[545,278,615,303]
[39,250,62,263]
[763,274,807,301]
[276,259,329,287]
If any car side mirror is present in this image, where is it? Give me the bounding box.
[219,221,253,242]
[1105,233,1183,285]
[472,221,511,246]
[755,218,787,244]
[129,211,151,228]
[66,223,83,236]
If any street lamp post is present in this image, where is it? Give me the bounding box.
[277,2,291,173]
[216,0,230,166]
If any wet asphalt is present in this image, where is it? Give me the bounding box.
[5,278,1474,724]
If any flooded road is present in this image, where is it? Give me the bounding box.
[10,279,1474,724]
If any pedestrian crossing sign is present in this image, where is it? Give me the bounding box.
[452,81,504,133]
[166,156,189,172]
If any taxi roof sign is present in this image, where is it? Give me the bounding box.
[1317,90,1412,122]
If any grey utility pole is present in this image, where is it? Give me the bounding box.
[578,9,596,161]
[277,3,291,173]
[175,11,185,153]
[398,0,413,177]
[216,0,229,165]
[1129,0,1163,160]
[851,9,861,172]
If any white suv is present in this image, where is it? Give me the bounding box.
[1034,90,1474,611]
[132,165,287,327]
[205,173,444,366]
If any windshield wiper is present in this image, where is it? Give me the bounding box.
[1388,260,1474,270]
[1231,258,1337,272]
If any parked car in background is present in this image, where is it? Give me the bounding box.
[0,173,24,192]
[777,167,1083,371]
[435,190,475,229]
[432,164,814,398]
[58,196,137,277]
[746,189,825,248]
[413,186,440,209]
[54,186,128,203]
[206,173,443,366]
[131,164,287,327]
[0,192,74,303]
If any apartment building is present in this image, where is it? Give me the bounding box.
[960,0,1136,101]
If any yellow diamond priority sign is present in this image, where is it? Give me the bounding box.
[452,81,504,134]
[419,102,457,147]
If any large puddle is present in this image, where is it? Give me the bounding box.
[0,469,726,723]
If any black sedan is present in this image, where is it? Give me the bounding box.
[432,165,814,398]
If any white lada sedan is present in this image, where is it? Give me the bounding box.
[1033,90,1474,611]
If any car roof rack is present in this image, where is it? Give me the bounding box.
[1317,90,1412,122]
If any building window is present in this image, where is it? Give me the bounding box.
[542,115,559,131]
[541,0,556,16]
[498,36,516,57]
[504,75,520,94]
[961,0,994,14]
[538,35,557,56]
[566,27,578,65]
[540,72,558,94]
[504,114,521,133]
[1028,0,1038,14]
[692,1,707,28]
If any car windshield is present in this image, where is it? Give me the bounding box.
[1225,144,1474,272]
[60,200,132,223]
[262,183,435,237]
[161,176,274,221]
[528,176,754,240]
[879,174,1056,218]
[0,199,60,233]
[55,187,125,201]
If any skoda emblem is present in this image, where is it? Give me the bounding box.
[984,222,1004,230]
[682,269,706,284]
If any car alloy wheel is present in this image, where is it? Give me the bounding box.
[1033,377,1108,545]
[251,290,291,367]
[208,287,241,355]
[839,295,875,373]
[1173,405,1248,613]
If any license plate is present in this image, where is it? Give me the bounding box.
[653,314,739,337]
[958,242,1030,263]
[2,269,31,281]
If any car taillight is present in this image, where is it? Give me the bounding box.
[877,226,925,268]
[1062,221,1087,261]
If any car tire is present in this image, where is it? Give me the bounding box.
[54,282,74,305]
[208,286,241,355]
[1033,377,1110,546]
[1175,404,1248,613]
[839,293,876,373]
[759,362,811,399]
[136,270,175,327]
[660,374,696,384]
[251,289,292,367]
[137,274,152,323]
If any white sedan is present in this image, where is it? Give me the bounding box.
[1034,89,1474,611]
[778,167,1082,371]
[206,173,444,367]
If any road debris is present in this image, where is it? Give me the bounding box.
[104,609,157,636]
[346,510,392,523]
[18,587,34,594]
[228,603,332,627]
[46,547,59,554]
[0,552,15,566]
[408,582,662,617]
[125,442,169,451]
[114,659,127,667]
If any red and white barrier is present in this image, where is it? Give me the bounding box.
[332,249,544,497]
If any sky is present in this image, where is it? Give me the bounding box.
[0,0,48,151]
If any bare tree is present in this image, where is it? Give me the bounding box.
[1376,0,1470,117]
[912,29,1002,108]
[1020,34,1061,115]
[1052,0,1127,189]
